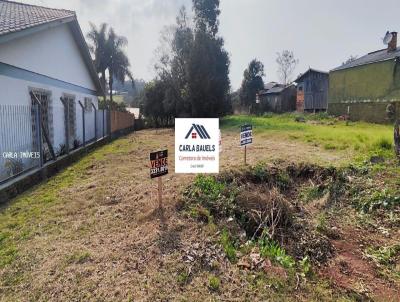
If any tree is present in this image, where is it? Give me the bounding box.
[148,0,231,120]
[86,25,133,109]
[106,28,133,106]
[240,59,265,108]
[193,0,220,36]
[141,80,168,127]
[342,55,358,65]
[188,0,230,117]
[276,50,298,85]
[86,23,109,102]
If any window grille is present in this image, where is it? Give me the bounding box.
[63,94,76,148]
[30,89,53,152]
[84,97,92,112]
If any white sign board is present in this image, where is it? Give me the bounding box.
[175,118,219,173]
[240,124,253,146]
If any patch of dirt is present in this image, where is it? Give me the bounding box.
[321,225,400,301]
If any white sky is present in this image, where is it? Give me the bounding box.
[22,0,400,90]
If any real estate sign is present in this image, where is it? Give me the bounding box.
[150,150,168,178]
[240,124,253,146]
[175,118,219,173]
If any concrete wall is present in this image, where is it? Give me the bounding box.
[328,59,400,123]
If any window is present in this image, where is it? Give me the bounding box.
[63,94,76,148]
[84,97,93,112]
[30,88,54,150]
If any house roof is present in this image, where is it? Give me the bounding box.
[332,47,400,72]
[264,81,279,90]
[295,68,328,83]
[0,0,103,95]
[0,0,75,36]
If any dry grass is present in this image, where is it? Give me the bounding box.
[0,127,398,301]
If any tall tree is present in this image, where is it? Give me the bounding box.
[193,0,220,36]
[240,59,265,107]
[189,0,230,117]
[276,50,298,85]
[86,23,108,102]
[87,25,133,108]
[107,28,133,106]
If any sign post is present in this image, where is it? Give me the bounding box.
[240,124,253,165]
[150,150,168,208]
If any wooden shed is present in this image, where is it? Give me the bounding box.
[295,68,329,112]
[258,84,297,113]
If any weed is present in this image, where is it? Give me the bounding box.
[315,213,328,234]
[299,256,312,278]
[365,244,400,266]
[300,186,326,202]
[185,175,236,218]
[258,234,295,269]
[375,138,393,151]
[65,251,91,265]
[208,275,221,291]
[177,271,189,285]
[323,143,336,150]
[220,229,237,263]
[355,189,400,213]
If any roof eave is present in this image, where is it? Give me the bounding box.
[68,20,104,96]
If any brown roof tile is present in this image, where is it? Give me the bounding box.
[0,0,75,36]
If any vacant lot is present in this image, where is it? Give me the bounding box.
[0,114,399,301]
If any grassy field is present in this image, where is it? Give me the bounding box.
[0,114,399,301]
[222,114,394,161]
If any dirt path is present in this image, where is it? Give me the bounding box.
[0,129,374,301]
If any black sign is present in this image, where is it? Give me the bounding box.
[150,150,168,178]
[240,124,253,146]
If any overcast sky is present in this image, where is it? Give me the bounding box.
[22,0,400,90]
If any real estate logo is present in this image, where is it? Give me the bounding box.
[175,118,219,173]
[185,124,211,139]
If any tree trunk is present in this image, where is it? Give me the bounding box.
[109,73,113,110]
[395,118,400,160]
[101,70,107,106]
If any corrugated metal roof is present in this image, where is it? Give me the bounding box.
[265,86,285,94]
[0,0,75,36]
[264,81,278,90]
[332,47,400,72]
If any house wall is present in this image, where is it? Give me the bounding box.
[0,23,96,91]
[259,87,296,113]
[299,72,329,111]
[0,75,99,154]
[328,60,400,123]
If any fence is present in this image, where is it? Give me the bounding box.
[110,110,135,133]
[0,102,109,184]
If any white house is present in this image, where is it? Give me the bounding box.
[0,0,104,181]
